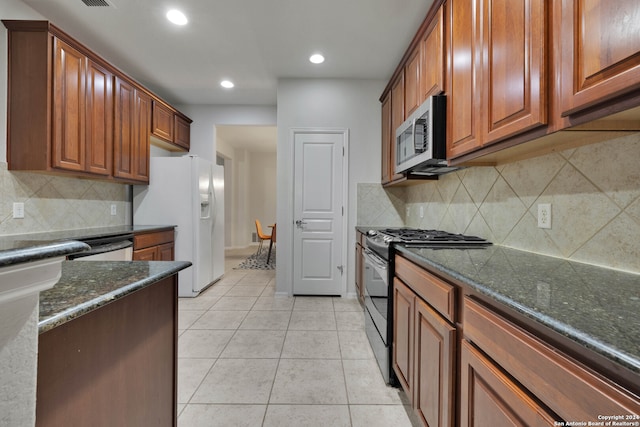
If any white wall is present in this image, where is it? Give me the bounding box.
[276,78,385,296]
[176,104,277,163]
[249,150,277,239]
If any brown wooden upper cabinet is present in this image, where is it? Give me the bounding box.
[380,2,446,186]
[446,0,547,159]
[4,21,114,178]
[389,73,406,183]
[2,20,191,184]
[404,47,421,117]
[174,115,192,150]
[421,5,445,100]
[382,0,640,171]
[559,0,640,116]
[152,101,175,143]
[381,92,393,184]
[151,101,192,151]
[114,77,151,184]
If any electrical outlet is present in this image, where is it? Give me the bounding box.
[110,204,117,216]
[406,206,410,218]
[13,202,25,219]
[419,206,424,218]
[538,203,551,229]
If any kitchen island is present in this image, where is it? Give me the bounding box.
[36,260,191,427]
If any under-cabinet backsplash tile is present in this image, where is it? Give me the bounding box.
[356,183,405,227]
[358,132,640,273]
[0,163,129,235]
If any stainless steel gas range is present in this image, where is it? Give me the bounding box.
[362,228,491,385]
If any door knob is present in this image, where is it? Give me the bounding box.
[295,220,307,228]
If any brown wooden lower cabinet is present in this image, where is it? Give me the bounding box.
[393,255,640,427]
[393,276,456,427]
[133,228,175,261]
[460,340,557,427]
[393,278,415,395]
[414,296,456,427]
[463,297,640,424]
[36,275,178,426]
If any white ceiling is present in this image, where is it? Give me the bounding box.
[21,0,433,106]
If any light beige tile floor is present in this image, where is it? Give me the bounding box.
[177,249,419,427]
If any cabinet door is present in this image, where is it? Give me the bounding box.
[85,60,113,176]
[114,77,135,180]
[381,93,392,184]
[52,38,86,172]
[134,90,151,183]
[133,246,157,261]
[390,74,405,181]
[446,0,481,158]
[114,78,150,183]
[158,243,174,261]
[392,278,414,394]
[481,0,547,144]
[174,115,191,150]
[460,340,557,427]
[414,297,456,427]
[152,101,174,143]
[421,4,445,100]
[560,0,640,115]
[405,47,421,117]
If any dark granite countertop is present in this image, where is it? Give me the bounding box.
[0,240,90,267]
[39,260,191,333]
[395,245,640,375]
[0,225,175,266]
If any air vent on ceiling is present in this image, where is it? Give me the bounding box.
[81,0,110,6]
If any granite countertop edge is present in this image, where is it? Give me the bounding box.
[395,246,640,375]
[0,241,90,267]
[38,260,191,334]
[0,225,176,262]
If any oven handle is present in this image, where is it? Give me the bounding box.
[363,248,387,272]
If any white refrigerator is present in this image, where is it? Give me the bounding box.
[133,155,225,297]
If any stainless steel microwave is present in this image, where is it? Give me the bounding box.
[395,95,455,176]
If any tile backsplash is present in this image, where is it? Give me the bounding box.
[0,163,130,235]
[358,132,640,274]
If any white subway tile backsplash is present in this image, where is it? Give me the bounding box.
[358,132,640,273]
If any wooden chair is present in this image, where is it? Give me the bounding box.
[255,219,272,255]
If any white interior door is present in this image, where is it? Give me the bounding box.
[292,130,345,295]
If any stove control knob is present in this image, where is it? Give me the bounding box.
[366,230,378,236]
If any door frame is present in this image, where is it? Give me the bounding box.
[288,127,350,296]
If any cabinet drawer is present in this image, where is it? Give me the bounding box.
[134,230,174,250]
[395,256,456,322]
[463,297,640,423]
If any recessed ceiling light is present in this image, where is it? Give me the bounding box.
[309,53,325,64]
[166,9,188,25]
[220,80,234,89]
